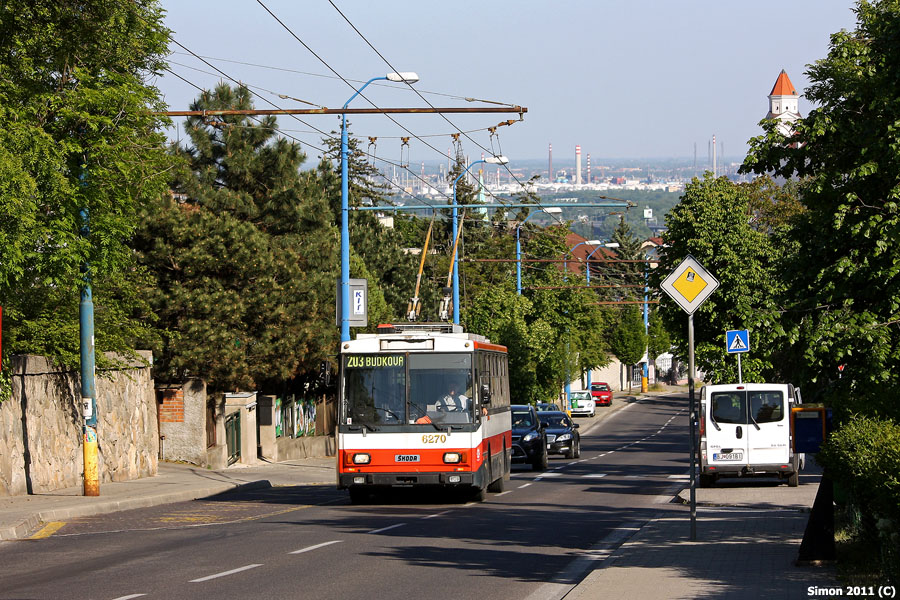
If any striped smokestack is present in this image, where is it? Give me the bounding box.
[586,153,591,184]
[575,145,582,185]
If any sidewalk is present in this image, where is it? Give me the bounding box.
[0,457,335,541]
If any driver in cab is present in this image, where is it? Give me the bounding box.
[438,381,468,413]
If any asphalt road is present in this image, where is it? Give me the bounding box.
[0,394,695,600]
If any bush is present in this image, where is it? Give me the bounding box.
[818,415,900,582]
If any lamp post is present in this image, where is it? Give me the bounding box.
[516,207,562,295]
[340,72,419,342]
[450,155,508,324]
[564,239,602,275]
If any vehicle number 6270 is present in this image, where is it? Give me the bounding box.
[422,434,447,444]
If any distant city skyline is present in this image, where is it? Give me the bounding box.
[157,1,857,162]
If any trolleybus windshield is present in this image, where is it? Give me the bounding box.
[343,353,473,428]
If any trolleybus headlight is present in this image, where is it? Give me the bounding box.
[443,452,461,463]
[353,453,371,464]
[448,475,461,483]
[353,476,366,484]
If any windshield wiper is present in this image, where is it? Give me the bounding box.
[709,412,722,431]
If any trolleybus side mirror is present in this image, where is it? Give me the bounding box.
[480,383,492,404]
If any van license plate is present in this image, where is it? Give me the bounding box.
[395,455,420,462]
[713,452,743,461]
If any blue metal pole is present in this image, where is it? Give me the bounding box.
[79,206,99,496]
[341,77,386,342]
[516,226,523,295]
[451,159,487,324]
[642,263,649,392]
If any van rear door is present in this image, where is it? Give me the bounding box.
[746,388,790,465]
[707,390,749,469]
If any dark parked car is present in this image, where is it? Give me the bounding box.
[510,404,548,471]
[538,411,581,458]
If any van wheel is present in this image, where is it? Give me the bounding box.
[699,473,715,488]
[788,454,800,487]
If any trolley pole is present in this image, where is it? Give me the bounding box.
[79,205,99,497]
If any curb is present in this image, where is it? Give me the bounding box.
[0,479,272,541]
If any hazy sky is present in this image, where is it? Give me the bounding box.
[156,1,858,165]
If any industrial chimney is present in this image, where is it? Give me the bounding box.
[575,145,582,185]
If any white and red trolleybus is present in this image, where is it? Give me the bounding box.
[337,323,511,502]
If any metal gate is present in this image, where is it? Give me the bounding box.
[225,411,241,465]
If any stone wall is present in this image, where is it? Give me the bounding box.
[0,353,158,497]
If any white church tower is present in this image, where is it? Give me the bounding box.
[766,69,801,136]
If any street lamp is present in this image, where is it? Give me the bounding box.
[340,72,419,342]
[449,155,508,324]
[564,240,602,276]
[585,242,619,284]
[516,206,562,295]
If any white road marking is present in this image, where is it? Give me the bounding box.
[667,474,690,479]
[537,472,561,477]
[111,595,146,600]
[495,491,512,496]
[190,564,263,583]
[289,540,342,554]
[518,483,532,489]
[368,523,406,534]
[422,510,451,520]
[581,473,607,478]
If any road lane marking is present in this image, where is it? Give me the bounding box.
[190,564,262,582]
[28,521,66,540]
[368,523,406,534]
[111,595,146,600]
[495,491,512,497]
[422,511,450,520]
[518,483,532,489]
[289,540,342,554]
[581,473,607,478]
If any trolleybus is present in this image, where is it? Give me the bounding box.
[337,323,511,502]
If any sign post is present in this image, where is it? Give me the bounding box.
[725,329,750,383]
[660,255,719,541]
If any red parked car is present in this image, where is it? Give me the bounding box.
[590,382,612,406]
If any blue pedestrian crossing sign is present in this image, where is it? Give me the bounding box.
[725,329,750,354]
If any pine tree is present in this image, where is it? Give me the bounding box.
[136,84,337,392]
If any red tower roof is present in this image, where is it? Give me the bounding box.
[769,70,797,96]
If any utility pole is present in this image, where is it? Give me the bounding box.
[79,201,99,496]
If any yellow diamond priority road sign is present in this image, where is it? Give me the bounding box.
[660,255,719,314]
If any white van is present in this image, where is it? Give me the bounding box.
[699,383,803,487]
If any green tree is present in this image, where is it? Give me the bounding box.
[608,306,647,371]
[136,84,337,392]
[647,307,671,363]
[743,0,900,419]
[654,174,789,384]
[317,132,423,320]
[0,0,172,371]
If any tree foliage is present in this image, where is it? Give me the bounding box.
[0,0,172,368]
[654,174,789,384]
[136,84,337,392]
[743,0,900,419]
